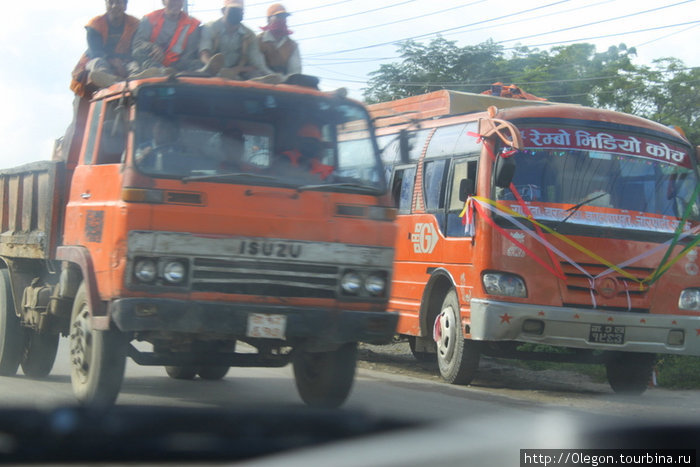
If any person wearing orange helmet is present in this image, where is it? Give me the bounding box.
[277,124,334,181]
[200,0,273,80]
[258,3,301,77]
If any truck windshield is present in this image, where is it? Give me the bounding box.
[132,84,385,194]
[494,126,699,234]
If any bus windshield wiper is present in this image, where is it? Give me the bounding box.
[555,192,608,230]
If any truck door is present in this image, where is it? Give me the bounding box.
[63,99,127,296]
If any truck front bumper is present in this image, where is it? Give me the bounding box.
[109,298,397,346]
[470,298,700,356]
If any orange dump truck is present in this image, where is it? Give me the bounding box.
[368,90,700,394]
[0,76,397,407]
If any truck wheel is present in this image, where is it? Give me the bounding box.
[0,269,23,376]
[436,289,480,385]
[293,342,357,408]
[605,351,655,395]
[407,336,433,362]
[21,330,59,378]
[198,366,229,380]
[165,366,197,380]
[69,283,128,405]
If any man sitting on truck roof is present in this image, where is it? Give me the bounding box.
[199,0,275,81]
[128,0,223,79]
[258,4,301,78]
[70,0,140,96]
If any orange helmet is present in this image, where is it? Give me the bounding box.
[267,3,290,17]
[298,124,322,140]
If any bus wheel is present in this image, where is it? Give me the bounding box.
[21,330,58,378]
[165,366,197,380]
[198,366,229,380]
[407,336,433,362]
[605,351,655,395]
[293,342,357,408]
[436,289,480,385]
[69,283,128,405]
[0,269,23,376]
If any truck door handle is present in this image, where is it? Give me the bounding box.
[81,192,91,199]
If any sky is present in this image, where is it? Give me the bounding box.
[0,0,697,167]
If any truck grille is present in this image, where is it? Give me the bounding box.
[191,257,339,298]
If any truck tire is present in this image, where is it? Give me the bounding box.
[293,342,357,408]
[165,366,197,380]
[21,330,59,378]
[0,269,23,376]
[69,283,128,405]
[436,289,480,385]
[605,351,655,395]
[198,366,229,380]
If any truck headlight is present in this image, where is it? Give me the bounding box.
[482,272,527,298]
[134,259,157,283]
[679,288,700,310]
[163,260,187,284]
[341,272,362,295]
[365,274,386,296]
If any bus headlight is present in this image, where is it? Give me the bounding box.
[679,289,700,310]
[482,272,527,298]
[134,259,157,283]
[163,260,187,284]
[365,274,386,296]
[341,272,362,295]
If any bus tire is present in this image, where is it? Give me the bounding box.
[165,366,197,380]
[0,269,23,376]
[21,330,58,378]
[436,289,480,385]
[198,366,229,380]
[605,351,655,395]
[293,342,357,408]
[69,283,128,405]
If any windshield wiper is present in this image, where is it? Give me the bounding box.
[182,172,283,183]
[296,182,381,194]
[554,192,609,230]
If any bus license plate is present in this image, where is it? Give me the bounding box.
[246,313,287,339]
[589,324,625,345]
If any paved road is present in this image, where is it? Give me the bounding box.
[2,338,700,425]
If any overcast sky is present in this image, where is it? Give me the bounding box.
[0,0,697,167]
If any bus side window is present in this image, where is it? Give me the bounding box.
[423,159,448,232]
[447,159,477,237]
[391,166,416,213]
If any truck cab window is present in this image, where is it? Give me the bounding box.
[82,100,103,165]
[96,101,127,165]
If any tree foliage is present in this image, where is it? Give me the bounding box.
[363,38,699,145]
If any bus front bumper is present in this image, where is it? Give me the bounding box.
[470,298,700,356]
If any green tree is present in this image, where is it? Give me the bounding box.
[363,39,699,145]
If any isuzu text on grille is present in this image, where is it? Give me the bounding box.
[239,241,303,258]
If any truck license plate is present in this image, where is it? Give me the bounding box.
[246,313,287,339]
[589,324,625,345]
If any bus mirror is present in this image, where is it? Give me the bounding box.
[399,129,412,163]
[494,155,516,188]
[459,179,475,202]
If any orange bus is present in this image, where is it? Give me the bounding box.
[368,90,700,394]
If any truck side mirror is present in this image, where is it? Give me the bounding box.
[494,155,516,188]
[459,178,475,202]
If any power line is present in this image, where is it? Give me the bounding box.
[292,0,418,27]
[305,0,574,57]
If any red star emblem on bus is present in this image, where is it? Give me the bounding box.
[640,319,646,324]
[573,314,580,319]
[607,317,614,322]
[538,311,545,316]
[500,313,513,324]
[672,320,678,325]
[696,329,700,336]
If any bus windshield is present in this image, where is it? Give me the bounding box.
[494,127,699,233]
[132,84,385,194]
